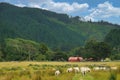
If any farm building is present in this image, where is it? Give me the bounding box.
[68,57,83,62]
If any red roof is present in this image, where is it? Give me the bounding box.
[68,57,83,62]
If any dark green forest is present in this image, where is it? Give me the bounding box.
[0,3,120,61]
[0,38,113,61]
[104,29,120,60]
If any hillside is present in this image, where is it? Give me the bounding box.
[104,29,120,48]
[0,2,119,49]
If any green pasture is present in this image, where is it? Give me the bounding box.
[0,61,120,80]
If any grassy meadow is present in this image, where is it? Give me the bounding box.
[0,61,120,80]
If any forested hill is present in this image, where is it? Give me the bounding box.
[0,2,120,49]
[104,29,120,48]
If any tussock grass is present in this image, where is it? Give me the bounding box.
[0,61,120,80]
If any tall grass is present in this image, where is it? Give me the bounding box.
[109,72,117,80]
[32,71,41,80]
[0,61,120,80]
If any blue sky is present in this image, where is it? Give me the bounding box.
[0,0,120,25]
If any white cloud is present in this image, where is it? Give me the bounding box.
[85,1,120,21]
[1,0,89,16]
[15,3,26,7]
[29,0,51,4]
[84,16,95,21]
[44,2,88,13]
[1,0,120,24]
[28,4,41,8]
[27,0,89,14]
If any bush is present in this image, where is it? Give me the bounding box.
[104,58,111,62]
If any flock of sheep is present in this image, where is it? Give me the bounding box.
[55,66,118,76]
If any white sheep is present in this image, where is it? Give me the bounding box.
[55,70,60,76]
[93,66,109,71]
[80,67,91,76]
[85,67,91,72]
[101,66,107,70]
[93,67,100,71]
[111,66,117,70]
[67,68,73,72]
[73,67,80,73]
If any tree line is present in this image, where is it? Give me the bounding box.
[0,37,119,61]
[104,29,120,60]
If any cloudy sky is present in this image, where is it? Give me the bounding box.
[0,0,120,24]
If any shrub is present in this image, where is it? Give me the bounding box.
[104,58,111,62]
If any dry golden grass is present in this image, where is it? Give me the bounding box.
[0,61,120,68]
[0,61,120,80]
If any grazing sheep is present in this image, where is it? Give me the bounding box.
[55,70,60,76]
[93,67,100,71]
[67,68,73,72]
[73,67,80,73]
[111,66,117,70]
[80,67,91,76]
[101,66,108,70]
[80,67,86,76]
[93,66,110,71]
[85,67,91,72]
